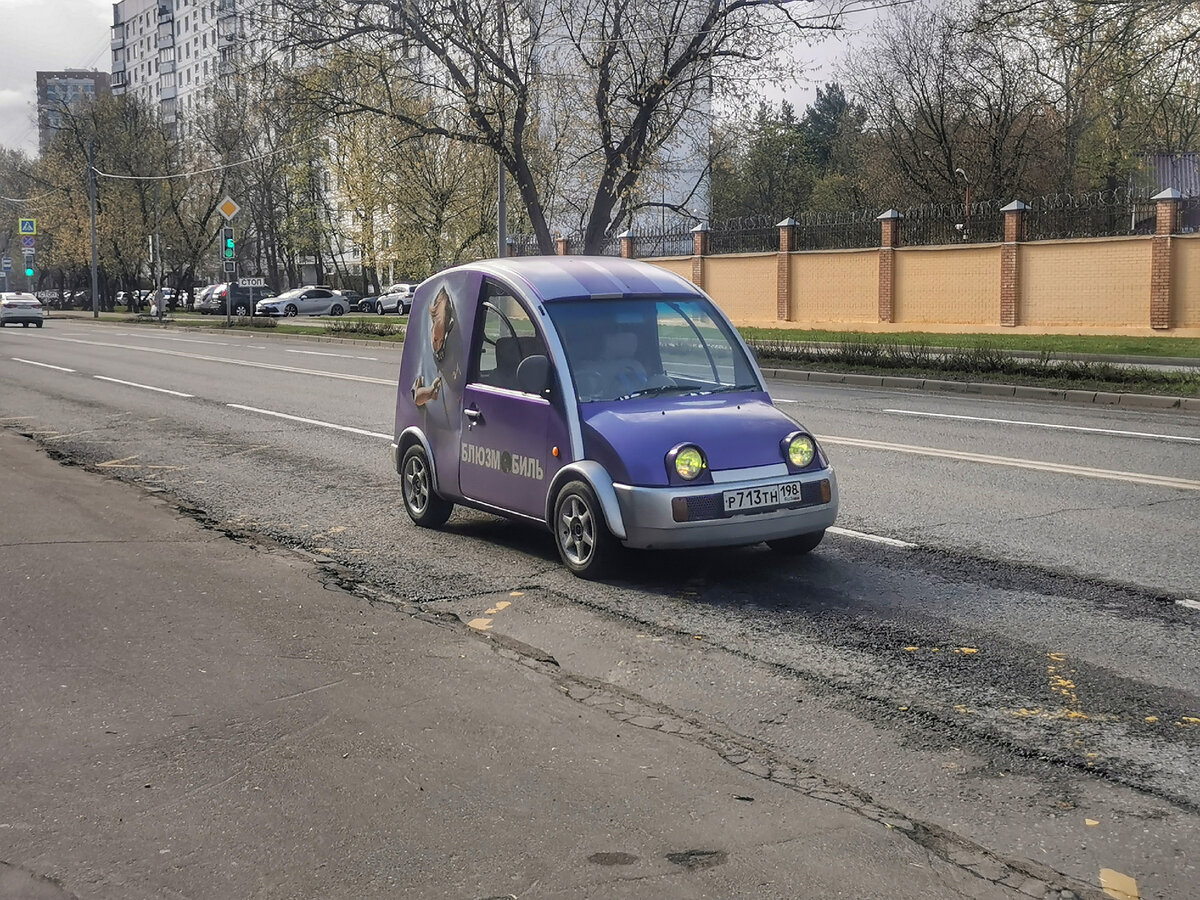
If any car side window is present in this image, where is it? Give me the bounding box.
[470,282,547,393]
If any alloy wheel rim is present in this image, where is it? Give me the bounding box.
[405,457,428,514]
[558,496,594,566]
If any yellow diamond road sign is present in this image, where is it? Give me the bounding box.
[218,197,240,220]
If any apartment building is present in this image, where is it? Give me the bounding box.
[110,0,239,136]
[36,70,112,153]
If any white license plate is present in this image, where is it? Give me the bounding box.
[722,481,803,513]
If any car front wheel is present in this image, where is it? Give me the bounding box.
[284,304,298,317]
[376,302,385,315]
[330,304,344,316]
[766,530,825,555]
[401,444,453,527]
[554,480,619,579]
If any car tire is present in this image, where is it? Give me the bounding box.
[330,304,344,316]
[553,480,619,579]
[284,304,298,317]
[36,321,42,328]
[401,444,453,527]
[376,301,385,315]
[232,301,251,317]
[766,530,825,555]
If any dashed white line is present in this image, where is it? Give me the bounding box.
[227,404,391,439]
[885,409,1200,445]
[12,358,75,372]
[1177,598,1200,611]
[828,526,916,549]
[824,435,1200,492]
[285,349,378,361]
[93,376,194,397]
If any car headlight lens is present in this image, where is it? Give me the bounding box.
[787,434,816,468]
[674,445,706,480]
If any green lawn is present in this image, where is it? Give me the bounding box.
[738,328,1200,360]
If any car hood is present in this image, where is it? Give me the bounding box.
[579,393,810,486]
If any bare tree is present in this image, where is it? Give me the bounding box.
[267,0,842,253]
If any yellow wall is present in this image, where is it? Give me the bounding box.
[1019,238,1150,328]
[703,253,778,324]
[1173,235,1200,328]
[894,245,1000,325]
[791,249,878,324]
[650,256,692,280]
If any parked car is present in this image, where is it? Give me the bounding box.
[374,283,414,315]
[0,292,44,327]
[339,289,364,309]
[255,286,347,317]
[391,257,839,578]
[198,282,276,316]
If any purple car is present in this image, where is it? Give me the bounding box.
[391,256,839,577]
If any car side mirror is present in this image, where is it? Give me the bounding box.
[516,354,552,395]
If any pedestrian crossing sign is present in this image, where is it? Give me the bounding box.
[19,218,36,235]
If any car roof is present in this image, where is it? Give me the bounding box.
[451,256,701,303]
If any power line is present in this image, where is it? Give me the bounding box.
[92,135,325,181]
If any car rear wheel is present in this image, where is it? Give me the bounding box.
[401,444,453,527]
[766,530,825,555]
[554,480,619,579]
[232,300,251,317]
[284,304,298,317]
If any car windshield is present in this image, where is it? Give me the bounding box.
[545,296,761,403]
[272,289,303,301]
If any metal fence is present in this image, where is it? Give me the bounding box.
[900,199,1004,246]
[708,214,779,254]
[637,224,696,257]
[1024,189,1157,241]
[792,209,881,250]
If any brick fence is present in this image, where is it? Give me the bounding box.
[554,190,1200,335]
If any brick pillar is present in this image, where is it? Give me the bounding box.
[690,223,709,288]
[556,235,569,255]
[619,230,635,259]
[999,200,1028,327]
[776,217,796,320]
[876,209,901,323]
[1151,188,1182,330]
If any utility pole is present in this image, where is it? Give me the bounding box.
[496,1,507,258]
[88,142,99,318]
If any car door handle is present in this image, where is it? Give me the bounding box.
[464,408,483,424]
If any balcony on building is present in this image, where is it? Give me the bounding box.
[160,80,177,101]
[216,0,236,19]
[160,58,176,75]
[156,27,174,49]
[110,25,125,51]
[157,3,174,22]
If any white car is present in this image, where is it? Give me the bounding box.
[255,286,348,318]
[374,283,414,315]
[0,292,44,327]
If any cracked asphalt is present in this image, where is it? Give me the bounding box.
[1,320,1198,899]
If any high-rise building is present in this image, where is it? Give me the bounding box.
[36,70,112,153]
[110,0,239,137]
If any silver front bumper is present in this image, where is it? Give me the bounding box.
[613,467,838,550]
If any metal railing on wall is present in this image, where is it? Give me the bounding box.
[900,199,1005,245]
[1024,188,1157,241]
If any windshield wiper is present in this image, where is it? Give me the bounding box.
[699,384,758,395]
[614,385,696,401]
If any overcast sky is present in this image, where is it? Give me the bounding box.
[2,0,113,155]
[1,0,866,158]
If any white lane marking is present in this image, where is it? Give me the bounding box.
[39,334,393,385]
[824,435,1200,491]
[122,334,231,346]
[12,357,75,372]
[1178,598,1200,611]
[285,349,378,361]
[228,404,391,439]
[93,376,194,397]
[827,526,916,549]
[886,409,1200,445]
[774,398,798,404]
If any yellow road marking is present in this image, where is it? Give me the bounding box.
[1085,818,1100,826]
[484,600,512,615]
[466,618,493,631]
[1099,868,1139,900]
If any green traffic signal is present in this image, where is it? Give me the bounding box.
[24,267,34,277]
[223,237,235,259]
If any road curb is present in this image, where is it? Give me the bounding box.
[763,366,1197,412]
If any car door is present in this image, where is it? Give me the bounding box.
[458,281,565,520]
[301,289,332,315]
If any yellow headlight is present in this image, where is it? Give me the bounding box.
[675,446,706,480]
[788,435,816,468]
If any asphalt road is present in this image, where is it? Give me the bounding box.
[2,319,1198,899]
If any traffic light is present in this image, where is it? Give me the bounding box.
[23,252,34,278]
[222,226,235,260]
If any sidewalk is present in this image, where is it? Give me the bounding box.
[0,429,1026,900]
